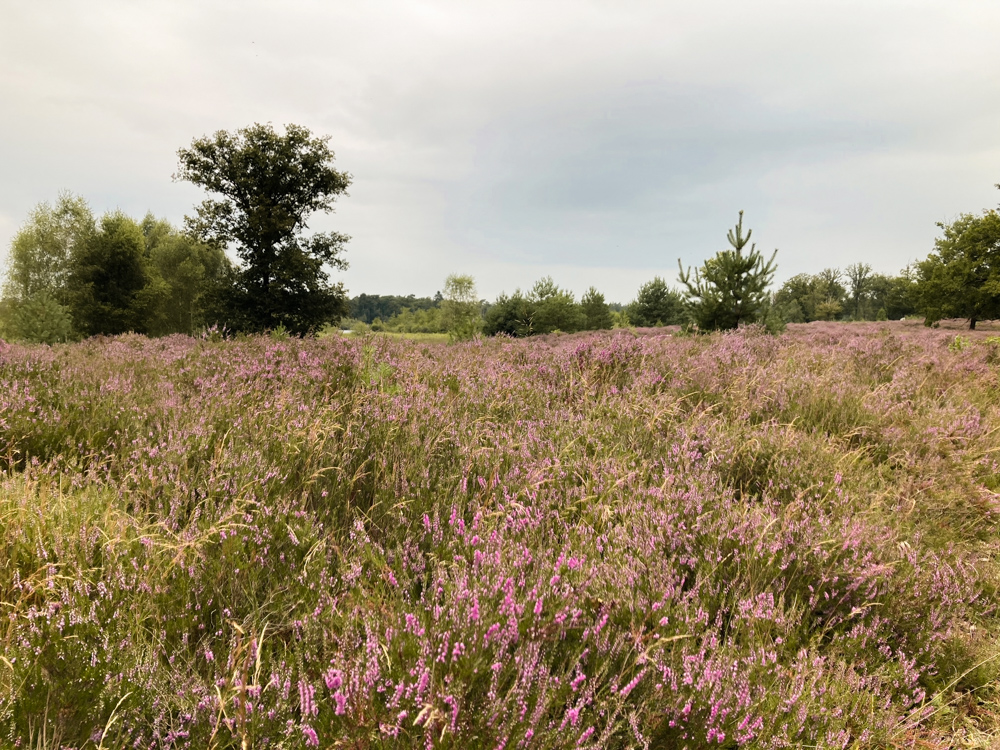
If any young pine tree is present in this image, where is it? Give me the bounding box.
[580,286,613,330]
[678,211,778,331]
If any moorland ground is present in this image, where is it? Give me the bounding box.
[1,322,999,749]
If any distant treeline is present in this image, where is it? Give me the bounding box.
[344,266,920,338]
[344,277,672,336]
[348,293,441,324]
[4,193,998,343]
[772,265,918,323]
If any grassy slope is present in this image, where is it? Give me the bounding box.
[0,323,998,749]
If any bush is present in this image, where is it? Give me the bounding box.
[627,276,684,326]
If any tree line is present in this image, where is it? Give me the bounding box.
[2,123,999,342]
[1,124,351,343]
[0,194,233,343]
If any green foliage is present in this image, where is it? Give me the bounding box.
[440,274,482,341]
[868,270,918,321]
[483,281,629,337]
[528,276,585,334]
[627,276,684,326]
[916,210,1000,330]
[845,262,873,320]
[773,274,819,322]
[580,286,613,330]
[679,211,778,331]
[0,291,74,343]
[774,296,806,323]
[948,334,971,353]
[66,212,154,336]
[814,297,843,321]
[2,192,93,304]
[380,306,444,333]
[483,290,534,336]
[610,308,632,329]
[140,214,234,335]
[773,268,885,323]
[774,268,917,324]
[336,317,371,333]
[176,123,352,334]
[349,293,439,324]
[0,193,94,342]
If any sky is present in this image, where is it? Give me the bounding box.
[2,0,999,303]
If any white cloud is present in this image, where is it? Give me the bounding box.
[2,0,1000,303]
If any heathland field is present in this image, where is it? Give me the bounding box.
[2,323,999,749]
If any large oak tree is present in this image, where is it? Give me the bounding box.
[176,123,352,334]
[917,210,1000,330]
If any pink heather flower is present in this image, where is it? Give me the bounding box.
[301,725,319,747]
[534,598,544,615]
[619,671,644,698]
[324,668,343,691]
[416,669,430,698]
[298,680,317,717]
[204,649,214,662]
[567,707,580,726]
[334,691,347,715]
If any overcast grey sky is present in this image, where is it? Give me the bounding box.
[2,0,999,302]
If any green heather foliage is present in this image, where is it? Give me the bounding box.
[1,324,999,748]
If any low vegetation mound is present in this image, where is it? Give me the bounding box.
[1,323,998,748]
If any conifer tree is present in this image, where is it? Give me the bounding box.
[580,286,613,330]
[678,211,778,331]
